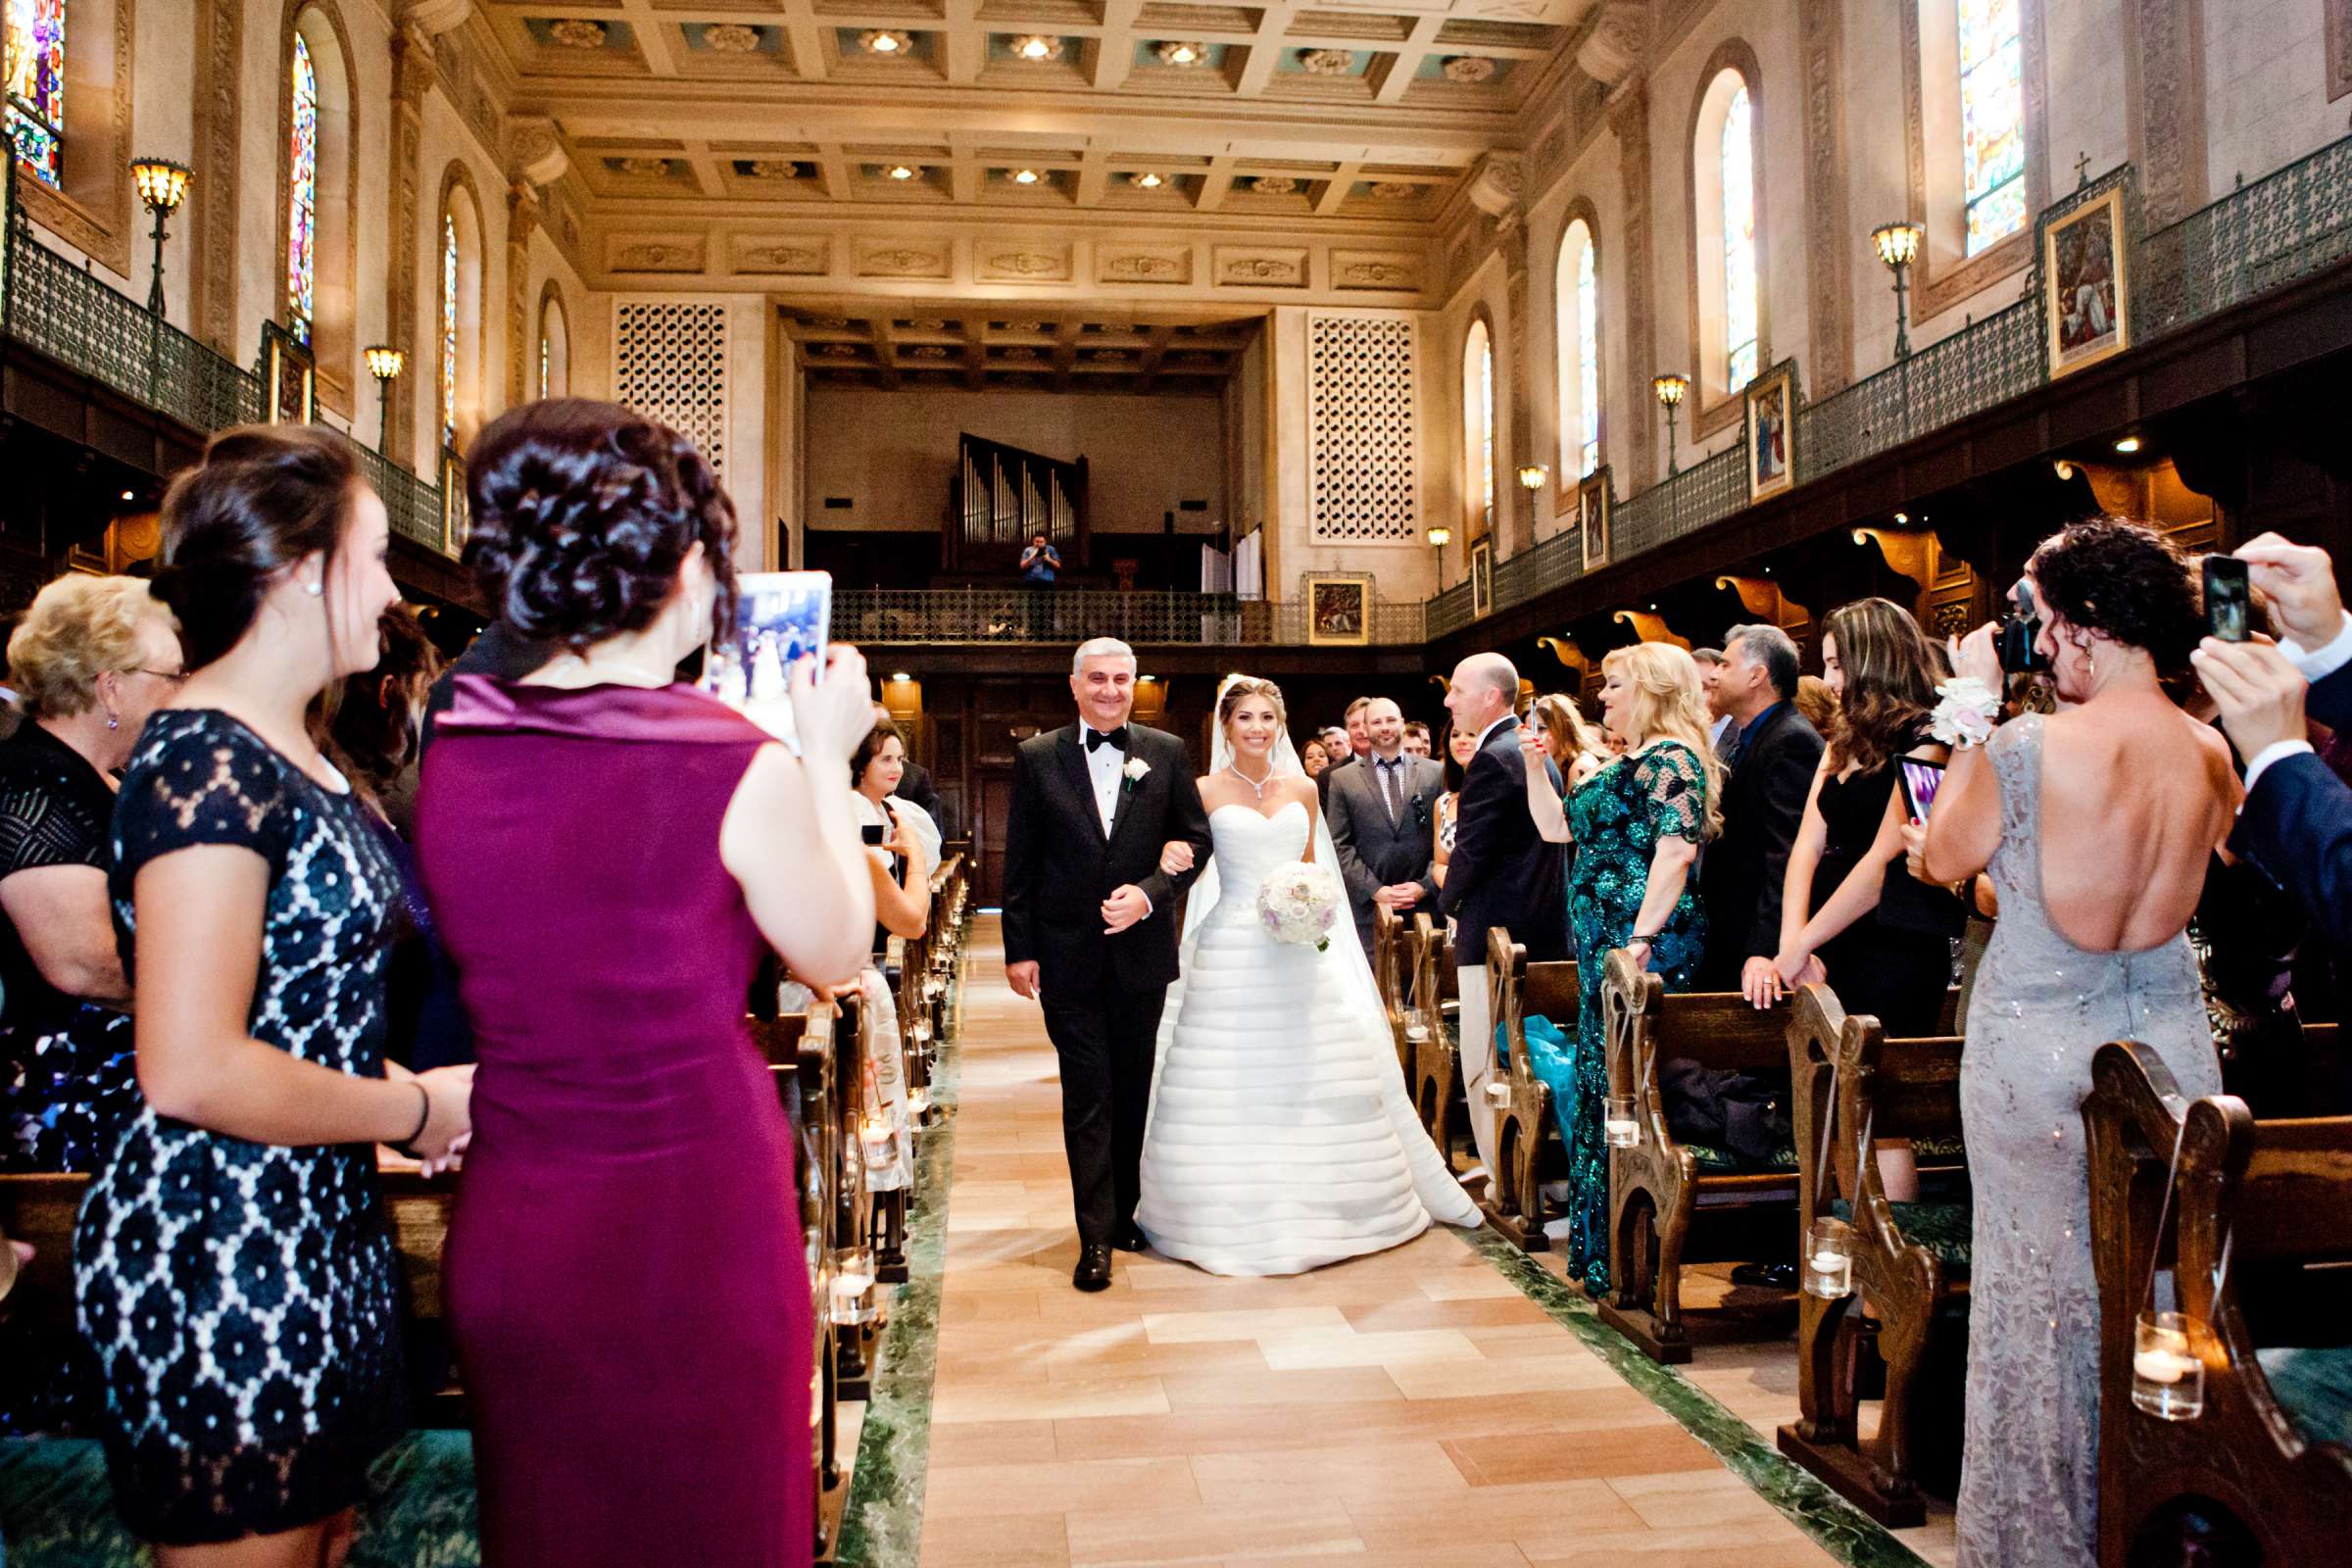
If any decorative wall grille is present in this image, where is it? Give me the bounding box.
[613,300,729,478]
[1307,314,1418,542]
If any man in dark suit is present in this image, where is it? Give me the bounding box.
[2197,534,2352,956]
[1438,654,1566,1180]
[1701,623,1825,998]
[1327,697,1445,954]
[1002,637,1213,1290]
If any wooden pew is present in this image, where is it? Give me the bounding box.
[1408,913,1467,1166]
[1777,982,1969,1525]
[1373,903,1410,1079]
[1480,929,1578,1252]
[2085,1041,2352,1567]
[1594,948,1800,1362]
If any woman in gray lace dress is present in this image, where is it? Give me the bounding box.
[1917,519,2236,1567]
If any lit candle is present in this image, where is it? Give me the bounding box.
[1604,1116,1639,1146]
[1485,1081,1512,1105]
[1811,1250,1846,1274]
[2133,1348,2194,1385]
[1405,1025,1431,1043]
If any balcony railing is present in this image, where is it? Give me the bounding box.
[2138,133,2352,339]
[2,160,454,559]
[833,587,1427,647]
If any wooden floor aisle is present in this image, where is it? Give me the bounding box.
[913,918,1851,1568]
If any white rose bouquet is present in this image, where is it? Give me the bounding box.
[1257,862,1343,953]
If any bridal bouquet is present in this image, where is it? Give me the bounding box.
[1257,863,1342,953]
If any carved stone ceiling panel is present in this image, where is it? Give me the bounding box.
[779,301,1262,391]
[474,0,1596,231]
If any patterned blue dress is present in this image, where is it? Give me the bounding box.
[1561,740,1709,1293]
[74,711,407,1544]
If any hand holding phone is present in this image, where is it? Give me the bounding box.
[1998,581,2048,674]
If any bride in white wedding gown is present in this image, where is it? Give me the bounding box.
[1135,675,1480,1276]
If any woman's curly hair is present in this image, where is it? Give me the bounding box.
[2030,516,2203,677]
[462,399,737,653]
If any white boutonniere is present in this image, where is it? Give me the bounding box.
[1122,757,1152,784]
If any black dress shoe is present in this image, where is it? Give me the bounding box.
[1731,1259,1799,1292]
[1112,1222,1150,1253]
[1073,1244,1113,1293]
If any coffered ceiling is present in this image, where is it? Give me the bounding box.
[783,303,1261,390]
[472,0,1594,232]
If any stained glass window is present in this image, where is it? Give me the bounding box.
[1465,320,1494,533]
[4,0,66,187]
[1721,83,1758,393]
[441,213,458,445]
[1960,0,2026,255]
[538,334,549,400]
[1575,238,1600,477]
[286,32,318,345]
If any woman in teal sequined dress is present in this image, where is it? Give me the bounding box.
[1522,643,1721,1293]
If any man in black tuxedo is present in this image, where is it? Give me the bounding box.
[1002,637,1212,1290]
[1437,654,1566,1181]
[2198,535,2352,958]
[1327,698,1445,954]
[1701,623,1825,998]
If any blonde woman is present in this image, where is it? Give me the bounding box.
[1519,642,1721,1292]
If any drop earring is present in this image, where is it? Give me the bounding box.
[106,711,119,730]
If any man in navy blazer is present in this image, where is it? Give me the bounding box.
[2193,534,2352,955]
[1437,653,1566,1181]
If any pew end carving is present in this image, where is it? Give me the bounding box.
[1409,912,1467,1167]
[1478,929,1578,1252]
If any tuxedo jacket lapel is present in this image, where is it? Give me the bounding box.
[1055,727,1109,842]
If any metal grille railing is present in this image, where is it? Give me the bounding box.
[2138,134,2352,339]
[1611,446,1748,562]
[1797,297,2042,482]
[833,587,1426,647]
[3,161,455,558]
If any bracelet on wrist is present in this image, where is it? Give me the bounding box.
[397,1082,431,1152]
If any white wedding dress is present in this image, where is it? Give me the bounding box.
[1135,795,1480,1276]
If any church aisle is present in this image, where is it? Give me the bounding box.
[913,919,1867,1568]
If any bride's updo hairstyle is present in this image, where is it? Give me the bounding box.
[463,398,737,653]
[1216,675,1287,736]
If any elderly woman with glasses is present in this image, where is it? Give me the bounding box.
[0,574,184,1176]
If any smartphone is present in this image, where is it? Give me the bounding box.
[708,569,832,747]
[860,823,887,847]
[1998,580,2048,675]
[1897,758,1947,824]
[2204,555,2252,643]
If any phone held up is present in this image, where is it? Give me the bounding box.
[705,569,834,749]
[2203,555,2252,643]
[1998,580,2049,675]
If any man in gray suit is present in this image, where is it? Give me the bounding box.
[1326,697,1445,953]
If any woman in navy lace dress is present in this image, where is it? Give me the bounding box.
[1522,644,1720,1293]
[74,427,473,1558]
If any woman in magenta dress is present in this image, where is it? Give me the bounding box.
[414,400,879,1567]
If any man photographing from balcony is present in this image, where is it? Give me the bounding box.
[1020,532,1062,641]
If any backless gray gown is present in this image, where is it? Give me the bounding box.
[1956,715,2222,1567]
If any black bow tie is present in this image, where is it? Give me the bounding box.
[1086,725,1131,753]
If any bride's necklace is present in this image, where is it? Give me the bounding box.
[1226,760,1278,800]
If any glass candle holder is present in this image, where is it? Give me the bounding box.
[858,1116,895,1169]
[1804,1217,1854,1299]
[1603,1095,1640,1149]
[2132,1310,2207,1420]
[1485,1080,1513,1107]
[828,1246,878,1325]
[1403,1008,1430,1045]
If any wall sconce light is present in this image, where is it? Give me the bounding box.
[1651,374,1690,477]
[129,157,191,318]
[1427,523,1452,579]
[1872,220,1925,361]
[1517,463,1548,493]
[365,346,405,453]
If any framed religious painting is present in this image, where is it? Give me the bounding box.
[1743,360,1800,504]
[2041,183,2131,380]
[440,448,470,553]
[262,321,318,426]
[1304,572,1371,647]
[1578,468,1612,570]
[1469,538,1494,619]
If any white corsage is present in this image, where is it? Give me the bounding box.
[1122,757,1151,782]
[1257,863,1343,953]
[1929,676,2001,750]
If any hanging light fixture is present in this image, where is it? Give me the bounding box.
[1009,168,1042,185]
[859,29,912,54]
[1009,33,1061,61]
[884,164,920,181]
[1133,172,1164,189]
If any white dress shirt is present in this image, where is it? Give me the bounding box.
[1082,724,1126,835]
[2242,610,2352,794]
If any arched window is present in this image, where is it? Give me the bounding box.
[286,32,317,343]
[4,0,66,186]
[1555,218,1601,480]
[1719,84,1757,392]
[1463,318,1494,536]
[436,167,485,452]
[441,213,459,444]
[1960,0,2026,254]
[537,287,570,400]
[1692,62,1763,412]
